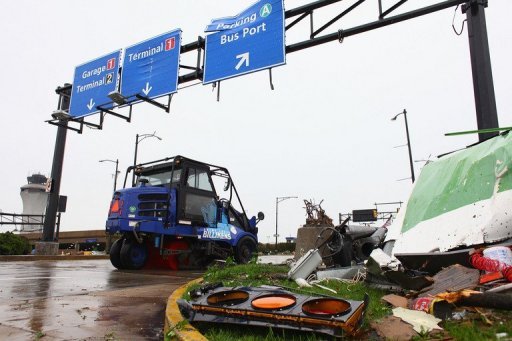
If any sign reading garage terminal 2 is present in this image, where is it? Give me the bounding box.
[203,0,285,84]
[121,30,182,102]
[69,50,121,118]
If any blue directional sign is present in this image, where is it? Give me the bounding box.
[69,50,121,118]
[121,29,182,101]
[203,0,285,84]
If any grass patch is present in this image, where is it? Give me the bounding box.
[443,310,512,341]
[181,261,512,340]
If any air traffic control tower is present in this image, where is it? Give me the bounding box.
[20,174,48,232]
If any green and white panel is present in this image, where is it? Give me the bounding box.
[386,132,512,254]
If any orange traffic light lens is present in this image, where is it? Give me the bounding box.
[251,294,296,310]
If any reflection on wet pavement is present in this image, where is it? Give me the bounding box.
[0,260,202,340]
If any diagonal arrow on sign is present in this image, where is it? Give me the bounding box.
[142,82,153,96]
[86,98,95,110]
[235,52,250,70]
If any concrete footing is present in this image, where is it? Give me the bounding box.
[294,226,332,260]
[35,241,59,255]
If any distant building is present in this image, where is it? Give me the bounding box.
[285,236,297,243]
[20,174,48,232]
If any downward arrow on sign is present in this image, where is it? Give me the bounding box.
[87,98,95,110]
[142,82,152,96]
[235,52,250,70]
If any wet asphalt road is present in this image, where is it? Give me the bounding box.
[0,260,203,340]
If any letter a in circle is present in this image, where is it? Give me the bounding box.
[260,3,272,18]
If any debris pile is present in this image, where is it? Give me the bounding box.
[285,239,512,339]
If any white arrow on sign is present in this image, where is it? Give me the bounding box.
[235,52,250,70]
[87,98,95,110]
[142,82,152,96]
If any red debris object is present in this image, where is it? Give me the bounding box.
[470,250,512,282]
[479,271,504,284]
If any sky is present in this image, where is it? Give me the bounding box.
[0,0,511,243]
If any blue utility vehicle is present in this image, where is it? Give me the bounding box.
[106,155,263,270]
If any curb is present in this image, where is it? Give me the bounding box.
[0,255,109,261]
[164,277,207,341]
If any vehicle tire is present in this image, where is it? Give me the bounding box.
[109,238,123,269]
[234,237,257,264]
[120,238,148,270]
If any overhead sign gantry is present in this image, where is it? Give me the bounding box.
[43,0,502,247]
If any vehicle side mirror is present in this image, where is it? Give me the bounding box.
[257,212,265,221]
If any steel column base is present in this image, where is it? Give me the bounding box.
[35,241,59,255]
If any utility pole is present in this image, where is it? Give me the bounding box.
[99,159,119,192]
[275,196,298,247]
[391,109,415,183]
[463,1,499,142]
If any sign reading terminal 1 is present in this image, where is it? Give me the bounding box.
[203,0,285,84]
[121,29,182,102]
[69,51,121,118]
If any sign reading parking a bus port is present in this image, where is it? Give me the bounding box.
[69,50,121,118]
[121,29,182,101]
[203,0,285,85]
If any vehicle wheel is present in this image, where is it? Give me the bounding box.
[120,238,148,270]
[109,238,123,269]
[234,237,256,264]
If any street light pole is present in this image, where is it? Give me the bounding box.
[132,132,162,186]
[99,159,119,192]
[275,196,298,247]
[391,109,415,183]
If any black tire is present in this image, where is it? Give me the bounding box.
[120,238,148,270]
[234,237,257,264]
[109,238,123,269]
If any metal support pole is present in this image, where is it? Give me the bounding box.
[113,159,119,192]
[132,133,139,187]
[275,197,279,247]
[132,133,162,186]
[464,0,499,142]
[403,110,415,183]
[392,110,415,183]
[100,159,119,192]
[42,85,71,242]
[275,196,298,248]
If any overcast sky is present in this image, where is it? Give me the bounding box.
[0,0,510,242]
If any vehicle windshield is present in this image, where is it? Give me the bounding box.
[138,168,181,186]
